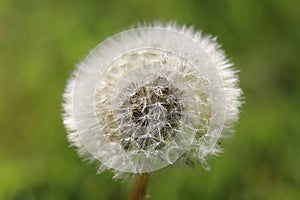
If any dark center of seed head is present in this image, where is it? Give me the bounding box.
[120,76,184,151]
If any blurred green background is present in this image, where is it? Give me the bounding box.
[1,0,300,199]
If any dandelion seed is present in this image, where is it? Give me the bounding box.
[62,22,242,179]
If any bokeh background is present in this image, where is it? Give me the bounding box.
[1,0,300,199]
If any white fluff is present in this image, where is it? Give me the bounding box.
[62,22,242,178]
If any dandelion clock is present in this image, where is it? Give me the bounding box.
[62,22,242,199]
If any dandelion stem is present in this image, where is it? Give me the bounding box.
[127,173,150,200]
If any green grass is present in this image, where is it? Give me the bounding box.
[1,0,300,199]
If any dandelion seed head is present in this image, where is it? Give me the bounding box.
[63,22,242,177]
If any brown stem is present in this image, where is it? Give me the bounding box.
[127,173,150,200]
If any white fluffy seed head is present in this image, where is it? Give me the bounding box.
[62,22,242,178]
